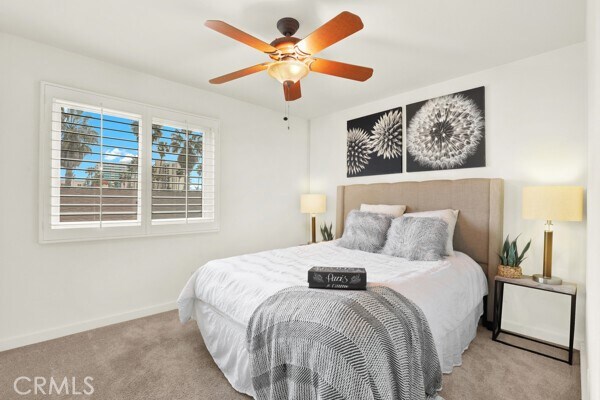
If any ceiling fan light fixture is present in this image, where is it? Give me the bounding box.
[267,60,309,84]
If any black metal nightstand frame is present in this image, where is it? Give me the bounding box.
[492,278,576,365]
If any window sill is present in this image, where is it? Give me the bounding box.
[39,222,220,244]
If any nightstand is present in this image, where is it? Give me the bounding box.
[492,275,577,365]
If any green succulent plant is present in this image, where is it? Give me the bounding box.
[499,235,531,267]
[320,222,334,241]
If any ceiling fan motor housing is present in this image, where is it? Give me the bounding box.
[269,36,303,61]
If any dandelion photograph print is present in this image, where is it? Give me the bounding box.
[346,107,403,177]
[406,86,485,172]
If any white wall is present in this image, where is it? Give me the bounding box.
[0,33,309,350]
[309,44,587,347]
[586,0,600,396]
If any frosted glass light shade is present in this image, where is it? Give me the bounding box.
[301,194,326,214]
[267,60,309,84]
[522,186,584,221]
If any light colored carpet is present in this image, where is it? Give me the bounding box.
[0,311,580,400]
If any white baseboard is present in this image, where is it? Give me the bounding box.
[0,302,177,352]
[501,319,584,350]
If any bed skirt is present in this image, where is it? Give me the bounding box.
[192,298,483,397]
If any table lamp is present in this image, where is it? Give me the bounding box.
[301,194,326,243]
[522,186,584,285]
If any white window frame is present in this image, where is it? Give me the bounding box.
[39,82,220,243]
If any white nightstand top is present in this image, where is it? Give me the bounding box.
[495,275,577,296]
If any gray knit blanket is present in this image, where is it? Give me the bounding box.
[247,286,443,400]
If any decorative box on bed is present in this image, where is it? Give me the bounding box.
[308,266,367,289]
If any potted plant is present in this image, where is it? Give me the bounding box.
[320,222,334,242]
[498,235,531,279]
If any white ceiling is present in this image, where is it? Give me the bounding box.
[0,0,585,118]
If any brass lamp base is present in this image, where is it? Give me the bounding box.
[532,274,562,285]
[534,221,561,285]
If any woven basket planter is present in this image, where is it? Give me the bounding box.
[497,265,523,279]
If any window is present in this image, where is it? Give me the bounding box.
[51,101,142,228]
[151,119,215,223]
[40,83,219,242]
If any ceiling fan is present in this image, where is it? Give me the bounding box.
[205,12,373,101]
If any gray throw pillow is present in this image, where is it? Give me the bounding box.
[338,210,393,253]
[381,217,449,261]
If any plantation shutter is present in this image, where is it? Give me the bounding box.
[51,100,142,228]
[151,119,215,223]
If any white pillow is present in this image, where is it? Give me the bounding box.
[403,209,459,255]
[360,204,407,218]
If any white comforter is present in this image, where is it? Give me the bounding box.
[178,241,488,372]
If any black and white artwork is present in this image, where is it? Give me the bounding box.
[346,107,403,177]
[406,86,485,172]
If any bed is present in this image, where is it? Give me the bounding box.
[178,178,504,397]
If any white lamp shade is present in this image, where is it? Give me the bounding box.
[301,194,326,214]
[522,186,584,221]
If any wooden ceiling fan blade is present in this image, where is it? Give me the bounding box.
[283,81,302,101]
[205,20,278,54]
[209,63,271,84]
[310,59,373,81]
[296,12,363,56]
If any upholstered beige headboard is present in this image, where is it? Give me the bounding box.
[336,178,504,323]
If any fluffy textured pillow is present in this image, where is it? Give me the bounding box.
[338,210,393,253]
[403,209,459,255]
[360,204,407,217]
[381,217,449,261]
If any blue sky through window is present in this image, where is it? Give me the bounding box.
[60,108,138,181]
[152,124,204,191]
[60,109,203,191]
